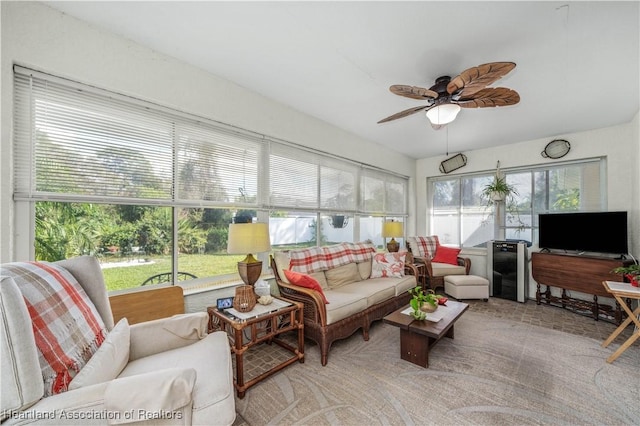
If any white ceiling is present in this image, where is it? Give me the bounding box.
[44,1,639,159]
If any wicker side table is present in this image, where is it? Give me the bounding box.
[207,298,304,398]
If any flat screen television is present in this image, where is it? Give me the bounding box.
[538,211,628,255]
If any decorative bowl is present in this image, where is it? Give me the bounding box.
[258,295,274,305]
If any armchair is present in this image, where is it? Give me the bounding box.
[407,236,471,291]
[1,256,235,425]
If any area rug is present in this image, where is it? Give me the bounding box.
[235,310,639,425]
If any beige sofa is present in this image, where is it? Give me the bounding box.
[1,256,235,425]
[271,242,418,366]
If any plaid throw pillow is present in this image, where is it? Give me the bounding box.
[289,247,328,274]
[1,262,107,396]
[414,236,439,259]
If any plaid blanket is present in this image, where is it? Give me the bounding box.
[322,243,354,269]
[288,241,377,274]
[414,236,439,259]
[1,262,107,396]
[289,247,328,273]
[344,241,376,263]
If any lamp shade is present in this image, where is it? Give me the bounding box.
[426,104,461,125]
[382,221,404,238]
[227,223,271,255]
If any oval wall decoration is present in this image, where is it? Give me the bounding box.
[541,139,571,159]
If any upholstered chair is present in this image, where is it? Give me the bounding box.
[406,236,471,291]
[1,256,235,425]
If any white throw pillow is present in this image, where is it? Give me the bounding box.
[371,252,406,278]
[69,318,130,390]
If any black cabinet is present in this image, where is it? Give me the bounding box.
[489,241,528,302]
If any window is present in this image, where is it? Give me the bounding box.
[14,66,408,292]
[428,159,605,248]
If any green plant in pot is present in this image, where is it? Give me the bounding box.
[611,264,640,287]
[408,286,438,320]
[481,175,518,204]
[481,162,526,231]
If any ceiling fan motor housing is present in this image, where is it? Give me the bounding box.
[431,76,452,96]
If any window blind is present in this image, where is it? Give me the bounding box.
[360,168,407,214]
[14,68,174,203]
[268,143,361,213]
[176,123,261,206]
[14,66,408,217]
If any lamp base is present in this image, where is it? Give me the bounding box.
[238,260,262,287]
[387,238,400,253]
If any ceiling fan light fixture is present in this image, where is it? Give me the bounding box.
[426,104,461,125]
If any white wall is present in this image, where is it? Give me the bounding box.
[416,117,639,254]
[0,2,415,262]
[415,114,640,302]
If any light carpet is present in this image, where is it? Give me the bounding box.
[234,310,639,425]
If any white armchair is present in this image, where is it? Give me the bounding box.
[1,256,235,425]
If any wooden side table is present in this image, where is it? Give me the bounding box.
[601,281,640,363]
[208,298,304,398]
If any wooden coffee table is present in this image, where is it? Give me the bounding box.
[383,300,468,368]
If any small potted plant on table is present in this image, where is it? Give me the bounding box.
[611,264,640,287]
[408,286,439,320]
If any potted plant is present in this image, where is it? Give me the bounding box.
[481,162,526,232]
[611,264,640,287]
[481,175,518,204]
[408,286,439,320]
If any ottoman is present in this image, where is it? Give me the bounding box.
[444,275,489,300]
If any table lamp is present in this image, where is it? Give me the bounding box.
[382,220,404,252]
[227,222,272,287]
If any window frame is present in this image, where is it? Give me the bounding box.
[13,66,409,291]
[427,158,606,248]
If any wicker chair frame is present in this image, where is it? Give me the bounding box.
[271,256,417,366]
[406,242,471,291]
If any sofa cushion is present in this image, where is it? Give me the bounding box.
[357,260,372,281]
[371,252,406,278]
[432,245,461,265]
[325,263,360,289]
[283,270,329,304]
[1,262,107,396]
[0,276,43,420]
[310,271,329,290]
[332,280,396,308]
[273,251,292,283]
[119,331,235,425]
[431,262,467,277]
[389,275,418,297]
[323,291,367,325]
[69,318,130,390]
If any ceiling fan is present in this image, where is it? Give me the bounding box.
[378,62,520,130]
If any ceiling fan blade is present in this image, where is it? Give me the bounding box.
[456,87,520,108]
[389,85,439,100]
[447,62,516,97]
[377,105,428,123]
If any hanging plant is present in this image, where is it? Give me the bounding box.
[481,161,525,231]
[481,175,518,204]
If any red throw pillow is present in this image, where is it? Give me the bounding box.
[431,245,461,265]
[283,269,329,304]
